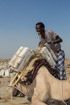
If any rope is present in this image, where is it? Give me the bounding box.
[8,85,25,96]
[61,81,67,105]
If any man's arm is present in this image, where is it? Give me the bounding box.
[53,35,63,44]
[47,35,63,44]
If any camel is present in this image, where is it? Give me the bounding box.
[9,66,70,105]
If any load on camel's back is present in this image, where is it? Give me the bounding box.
[8,43,57,86]
[7,44,70,105]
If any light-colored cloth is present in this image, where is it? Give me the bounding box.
[55,50,66,80]
[39,30,61,53]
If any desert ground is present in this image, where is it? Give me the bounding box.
[0,59,70,105]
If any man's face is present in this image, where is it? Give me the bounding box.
[36,25,44,35]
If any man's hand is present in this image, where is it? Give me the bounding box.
[38,41,44,47]
[47,41,53,44]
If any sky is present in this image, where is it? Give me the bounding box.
[0,0,70,59]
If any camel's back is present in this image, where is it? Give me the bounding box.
[38,66,70,100]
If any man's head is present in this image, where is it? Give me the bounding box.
[36,22,45,35]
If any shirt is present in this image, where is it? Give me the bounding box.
[39,30,61,53]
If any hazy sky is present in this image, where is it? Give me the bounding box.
[0,0,70,59]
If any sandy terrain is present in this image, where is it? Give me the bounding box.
[0,77,31,105]
[0,59,70,105]
[0,59,31,105]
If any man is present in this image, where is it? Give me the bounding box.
[35,22,66,80]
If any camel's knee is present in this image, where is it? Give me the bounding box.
[32,89,49,105]
[32,96,47,105]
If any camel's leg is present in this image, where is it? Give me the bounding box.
[32,68,50,105]
[8,77,36,97]
[8,86,17,96]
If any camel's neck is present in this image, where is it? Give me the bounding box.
[16,78,36,97]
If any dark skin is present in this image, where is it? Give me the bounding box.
[36,24,63,44]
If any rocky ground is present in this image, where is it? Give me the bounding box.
[0,59,70,105]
